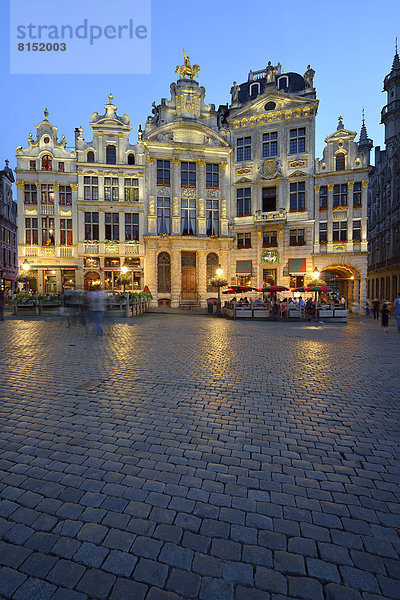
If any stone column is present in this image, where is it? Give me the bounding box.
[147,157,157,234]
[171,249,181,307]
[327,184,334,250]
[220,161,229,236]
[144,248,157,305]
[197,249,207,306]
[360,276,367,313]
[197,160,206,235]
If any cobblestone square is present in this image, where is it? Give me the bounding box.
[0,315,399,599]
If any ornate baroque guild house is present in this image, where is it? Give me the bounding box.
[368,49,400,303]
[0,160,17,290]
[15,53,371,309]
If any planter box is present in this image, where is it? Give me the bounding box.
[318,309,334,318]
[235,308,253,318]
[334,309,348,317]
[288,310,302,318]
[253,308,270,318]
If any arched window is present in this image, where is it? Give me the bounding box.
[87,151,94,163]
[336,153,345,171]
[249,82,260,97]
[277,75,289,90]
[158,252,171,293]
[106,145,116,164]
[207,253,219,292]
[128,153,135,165]
[41,155,52,171]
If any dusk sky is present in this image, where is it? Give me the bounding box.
[2,0,399,175]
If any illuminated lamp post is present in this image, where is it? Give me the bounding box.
[216,265,224,315]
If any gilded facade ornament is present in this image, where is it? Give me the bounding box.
[175,50,200,80]
[147,155,156,164]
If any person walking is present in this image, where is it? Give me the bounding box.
[380,302,390,332]
[89,289,106,336]
[372,298,380,320]
[393,292,400,333]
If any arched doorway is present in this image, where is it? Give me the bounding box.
[320,264,362,312]
[84,271,101,290]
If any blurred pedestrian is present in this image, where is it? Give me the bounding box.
[393,291,400,333]
[0,287,4,321]
[89,289,106,336]
[381,302,390,332]
[372,298,380,320]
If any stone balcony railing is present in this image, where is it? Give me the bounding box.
[254,209,287,223]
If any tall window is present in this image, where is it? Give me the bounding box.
[237,188,251,216]
[262,187,276,212]
[84,212,99,241]
[42,217,55,245]
[319,185,328,210]
[41,155,52,171]
[25,218,38,245]
[128,153,135,165]
[29,160,36,171]
[181,162,196,188]
[124,178,139,201]
[157,197,170,234]
[41,184,55,205]
[289,182,305,211]
[84,176,98,201]
[104,177,119,201]
[207,253,219,292]
[182,198,196,235]
[289,229,305,246]
[105,213,119,240]
[336,153,345,171]
[206,199,219,236]
[87,151,95,163]
[353,182,362,206]
[59,185,72,206]
[289,128,306,154]
[319,222,328,243]
[158,252,171,293]
[58,162,65,172]
[237,137,251,161]
[206,164,219,188]
[333,221,347,242]
[106,145,116,164]
[60,218,72,246]
[237,233,251,249]
[262,132,278,157]
[125,213,139,241]
[262,231,277,247]
[24,184,37,204]
[353,220,362,241]
[157,160,170,185]
[333,184,348,207]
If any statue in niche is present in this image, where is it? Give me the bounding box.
[304,65,315,88]
[217,105,229,128]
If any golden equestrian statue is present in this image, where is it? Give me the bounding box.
[176,50,200,80]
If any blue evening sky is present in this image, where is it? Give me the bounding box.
[1,0,399,175]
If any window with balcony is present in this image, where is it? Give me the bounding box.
[104,177,119,201]
[24,184,37,204]
[319,185,328,210]
[206,164,219,188]
[319,222,328,243]
[289,228,305,246]
[237,233,251,249]
[262,230,277,247]
[206,199,219,236]
[59,185,72,206]
[237,188,251,216]
[181,198,196,235]
[262,187,277,212]
[41,184,55,205]
[124,178,139,201]
[84,212,99,241]
[237,137,251,161]
[333,184,348,207]
[106,145,117,164]
[181,162,196,188]
[105,212,119,240]
[289,182,305,211]
[333,221,347,242]
[157,160,170,185]
[41,155,52,171]
[262,132,278,157]
[157,197,170,234]
[25,217,38,245]
[289,128,306,154]
[125,213,139,241]
[84,176,98,201]
[353,182,362,206]
[60,218,72,246]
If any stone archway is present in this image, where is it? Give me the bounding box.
[319,263,363,313]
[84,271,101,291]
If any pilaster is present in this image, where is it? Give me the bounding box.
[171,249,181,307]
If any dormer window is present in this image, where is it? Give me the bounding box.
[41,155,52,171]
[277,76,289,90]
[128,153,135,165]
[87,151,94,163]
[106,145,116,165]
[249,82,260,97]
[336,153,345,171]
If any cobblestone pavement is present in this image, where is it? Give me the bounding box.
[0,314,399,600]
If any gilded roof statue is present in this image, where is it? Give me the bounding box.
[175,50,200,80]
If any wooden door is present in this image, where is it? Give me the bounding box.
[181,267,196,299]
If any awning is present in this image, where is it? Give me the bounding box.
[236,260,252,275]
[288,258,306,275]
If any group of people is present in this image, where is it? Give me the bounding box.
[368,295,400,332]
[234,294,346,320]
[63,289,106,335]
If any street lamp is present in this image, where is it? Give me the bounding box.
[313,268,319,279]
[22,259,30,272]
[216,264,223,315]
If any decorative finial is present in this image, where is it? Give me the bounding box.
[44,108,49,120]
[5,159,9,167]
[337,115,344,130]
[138,124,143,140]
[396,37,398,54]
[362,107,365,125]
[108,93,113,104]
[175,50,200,80]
